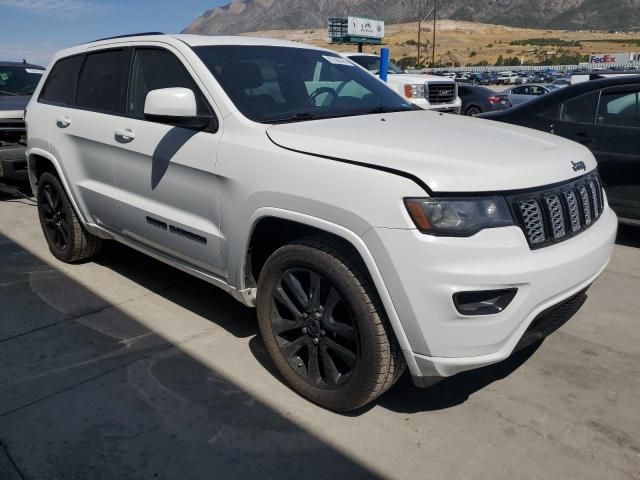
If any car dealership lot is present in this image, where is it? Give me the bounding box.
[0,197,639,480]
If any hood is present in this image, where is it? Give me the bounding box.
[0,95,30,119]
[391,73,454,84]
[266,110,597,193]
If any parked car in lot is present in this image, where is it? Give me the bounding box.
[26,34,617,411]
[458,85,510,115]
[531,72,554,83]
[0,61,45,182]
[496,71,519,85]
[502,84,560,107]
[345,53,461,113]
[478,72,499,85]
[482,76,640,225]
[551,78,571,88]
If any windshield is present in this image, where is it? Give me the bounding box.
[347,55,405,74]
[193,46,412,123]
[0,66,44,96]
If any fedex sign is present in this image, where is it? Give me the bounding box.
[589,52,633,64]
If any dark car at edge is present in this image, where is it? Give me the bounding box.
[480,76,640,226]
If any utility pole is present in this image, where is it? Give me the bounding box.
[432,0,437,67]
[417,0,422,68]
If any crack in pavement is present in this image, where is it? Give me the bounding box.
[0,330,212,419]
[0,282,181,346]
[0,440,26,480]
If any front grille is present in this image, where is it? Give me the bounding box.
[427,83,456,105]
[0,119,25,130]
[508,171,605,249]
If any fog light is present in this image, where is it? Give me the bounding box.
[453,288,518,316]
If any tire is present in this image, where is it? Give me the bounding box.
[256,238,406,411]
[465,105,482,116]
[37,172,102,263]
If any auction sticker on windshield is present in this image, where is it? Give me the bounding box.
[323,55,354,66]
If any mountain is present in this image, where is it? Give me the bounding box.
[183,0,640,35]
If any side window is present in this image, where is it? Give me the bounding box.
[596,91,639,128]
[512,87,526,95]
[39,55,84,106]
[559,91,599,124]
[128,48,211,119]
[76,49,127,114]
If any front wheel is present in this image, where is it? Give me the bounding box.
[256,239,406,411]
[37,172,102,263]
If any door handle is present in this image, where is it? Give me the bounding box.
[575,132,594,147]
[55,116,71,129]
[115,128,136,143]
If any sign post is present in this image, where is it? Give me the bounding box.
[328,16,385,53]
[380,48,389,82]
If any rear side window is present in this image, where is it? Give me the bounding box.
[76,49,127,114]
[127,48,211,118]
[39,55,84,106]
[559,91,599,124]
[596,90,639,128]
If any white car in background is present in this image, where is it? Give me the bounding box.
[345,53,462,114]
[497,71,519,85]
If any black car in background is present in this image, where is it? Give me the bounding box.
[481,76,640,225]
[0,61,45,182]
[458,85,510,116]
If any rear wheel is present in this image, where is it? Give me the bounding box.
[465,105,482,116]
[37,172,102,263]
[257,239,405,411]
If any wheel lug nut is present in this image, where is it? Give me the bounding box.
[302,313,308,318]
[301,327,307,334]
[313,338,319,345]
[320,330,326,336]
[314,312,321,319]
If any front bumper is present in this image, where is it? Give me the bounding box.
[363,205,617,382]
[412,97,462,114]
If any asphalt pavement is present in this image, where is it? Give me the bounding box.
[1,193,639,480]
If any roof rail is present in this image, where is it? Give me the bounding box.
[86,32,165,43]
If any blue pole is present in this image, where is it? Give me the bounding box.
[380,47,389,82]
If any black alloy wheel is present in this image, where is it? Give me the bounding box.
[37,172,102,263]
[39,183,70,251]
[256,239,406,411]
[271,268,359,388]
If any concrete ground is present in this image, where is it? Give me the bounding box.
[0,193,639,480]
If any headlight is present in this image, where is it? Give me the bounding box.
[403,83,425,98]
[404,197,514,236]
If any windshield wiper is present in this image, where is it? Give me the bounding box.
[268,112,317,124]
[366,106,413,114]
[0,90,18,96]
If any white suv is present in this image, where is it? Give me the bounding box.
[26,34,617,411]
[345,53,462,113]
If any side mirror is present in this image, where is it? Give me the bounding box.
[144,87,212,129]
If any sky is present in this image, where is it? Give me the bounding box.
[0,0,229,66]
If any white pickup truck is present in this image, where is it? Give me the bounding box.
[345,53,462,114]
